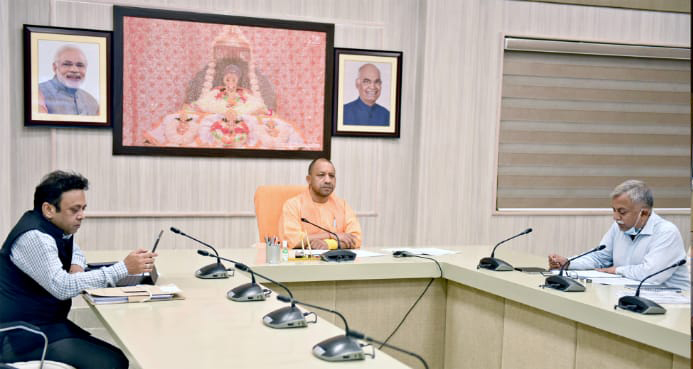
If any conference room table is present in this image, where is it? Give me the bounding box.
[84,245,690,369]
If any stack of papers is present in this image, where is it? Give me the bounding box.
[84,284,184,305]
[616,290,690,305]
[545,270,643,286]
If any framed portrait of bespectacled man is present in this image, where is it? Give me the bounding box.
[23,25,111,127]
[332,48,402,138]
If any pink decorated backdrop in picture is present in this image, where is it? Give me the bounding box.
[121,17,326,151]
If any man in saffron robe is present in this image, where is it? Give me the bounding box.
[278,158,362,249]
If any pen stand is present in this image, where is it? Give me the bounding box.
[266,245,281,264]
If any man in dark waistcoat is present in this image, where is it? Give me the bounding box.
[0,171,157,368]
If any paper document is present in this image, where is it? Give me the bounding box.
[547,270,621,279]
[301,249,384,258]
[545,270,648,285]
[382,248,458,256]
[624,285,682,292]
[588,277,643,285]
[616,290,690,305]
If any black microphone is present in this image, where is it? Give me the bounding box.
[543,245,606,292]
[196,250,269,302]
[559,245,607,276]
[300,217,356,262]
[276,294,364,362]
[616,259,686,315]
[346,330,429,369]
[170,227,229,279]
[198,250,313,328]
[477,228,532,271]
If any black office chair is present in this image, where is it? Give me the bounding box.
[0,322,75,369]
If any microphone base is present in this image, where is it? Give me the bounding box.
[312,335,364,361]
[616,295,666,315]
[320,249,357,262]
[263,305,308,329]
[227,283,269,302]
[195,262,230,279]
[477,257,514,271]
[544,275,586,292]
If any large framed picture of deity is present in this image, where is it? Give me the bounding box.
[112,6,334,158]
[23,25,111,127]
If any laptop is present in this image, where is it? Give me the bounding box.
[86,230,163,287]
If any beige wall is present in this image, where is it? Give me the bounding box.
[0,0,689,259]
[414,0,690,256]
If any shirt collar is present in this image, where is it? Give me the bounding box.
[355,97,377,110]
[638,211,659,236]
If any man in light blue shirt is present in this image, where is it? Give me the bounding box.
[343,63,390,126]
[548,180,689,289]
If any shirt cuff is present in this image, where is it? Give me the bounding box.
[71,255,87,268]
[111,261,129,279]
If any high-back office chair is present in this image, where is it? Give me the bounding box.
[253,185,304,242]
[0,322,75,369]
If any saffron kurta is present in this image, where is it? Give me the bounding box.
[278,189,362,249]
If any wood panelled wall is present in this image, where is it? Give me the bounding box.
[0,0,689,260]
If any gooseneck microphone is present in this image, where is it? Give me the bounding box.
[277,294,364,362]
[477,228,533,271]
[346,330,429,369]
[170,227,229,279]
[615,259,686,315]
[300,217,356,262]
[196,250,269,302]
[198,250,314,328]
[543,245,606,292]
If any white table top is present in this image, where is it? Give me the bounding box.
[85,250,409,369]
[86,245,690,360]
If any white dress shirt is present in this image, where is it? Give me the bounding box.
[10,230,128,300]
[569,212,689,289]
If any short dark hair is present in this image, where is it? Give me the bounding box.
[307,158,333,175]
[33,171,89,212]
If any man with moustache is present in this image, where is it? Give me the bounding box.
[343,63,390,126]
[0,171,157,368]
[38,45,99,115]
[548,180,689,289]
[278,158,362,249]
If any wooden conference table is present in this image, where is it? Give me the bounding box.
[85,246,690,369]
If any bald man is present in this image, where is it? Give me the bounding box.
[343,63,390,126]
[38,44,99,115]
[278,158,362,249]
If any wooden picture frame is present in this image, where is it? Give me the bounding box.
[112,6,334,158]
[332,48,402,138]
[23,25,111,127]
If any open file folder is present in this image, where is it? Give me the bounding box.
[83,284,184,305]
